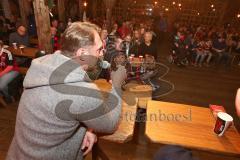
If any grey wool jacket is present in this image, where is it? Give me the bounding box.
[6,51,122,160]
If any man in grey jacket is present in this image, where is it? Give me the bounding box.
[6,22,127,160]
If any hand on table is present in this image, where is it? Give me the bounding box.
[111,65,127,88]
[81,130,97,156]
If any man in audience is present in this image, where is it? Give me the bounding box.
[9,24,29,47]
[104,34,123,62]
[7,22,126,160]
[139,31,158,59]
[212,36,230,66]
[122,34,132,57]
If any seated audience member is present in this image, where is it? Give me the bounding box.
[122,34,133,57]
[9,25,29,47]
[51,27,60,51]
[51,19,60,36]
[100,28,108,51]
[104,34,123,63]
[98,29,109,80]
[67,18,72,26]
[139,31,158,59]
[110,22,118,35]
[139,27,146,42]
[231,32,239,50]
[184,32,193,47]
[226,30,234,53]
[203,38,213,66]
[130,30,142,56]
[0,40,19,102]
[194,40,206,67]
[51,19,58,28]
[58,21,66,35]
[212,36,230,66]
[118,21,130,39]
[188,38,198,64]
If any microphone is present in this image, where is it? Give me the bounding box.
[99,60,111,69]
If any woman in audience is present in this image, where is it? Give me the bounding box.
[130,30,142,56]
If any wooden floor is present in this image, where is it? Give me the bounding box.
[1,36,240,159]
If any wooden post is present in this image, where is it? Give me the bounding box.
[58,0,65,22]
[91,0,97,18]
[18,0,29,26]
[219,0,240,26]
[78,0,83,20]
[33,0,53,53]
[1,0,12,20]
[218,1,230,26]
[103,0,116,31]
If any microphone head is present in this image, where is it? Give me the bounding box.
[100,60,111,69]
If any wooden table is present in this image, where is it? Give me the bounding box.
[145,100,240,157]
[94,79,138,143]
[29,37,38,45]
[7,46,38,75]
[7,46,38,58]
[93,79,138,160]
